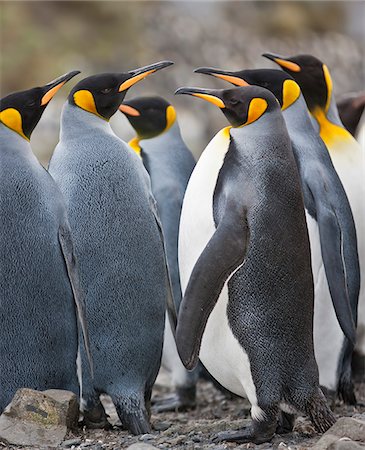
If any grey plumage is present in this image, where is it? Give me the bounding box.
[0,124,81,413]
[139,122,195,309]
[49,103,167,433]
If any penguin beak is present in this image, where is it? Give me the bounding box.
[41,70,81,106]
[175,87,225,108]
[194,67,249,87]
[262,53,301,72]
[119,61,174,92]
[119,104,141,116]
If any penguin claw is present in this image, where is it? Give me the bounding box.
[152,393,196,413]
[212,429,252,443]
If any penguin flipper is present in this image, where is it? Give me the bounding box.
[176,204,250,370]
[309,178,357,345]
[149,194,177,333]
[58,224,93,376]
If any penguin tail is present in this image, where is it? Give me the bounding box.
[305,388,336,433]
[113,393,152,435]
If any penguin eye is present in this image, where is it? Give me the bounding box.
[26,100,37,108]
[101,88,112,94]
[230,98,239,106]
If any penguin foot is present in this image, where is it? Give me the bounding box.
[152,386,196,413]
[306,389,336,433]
[115,404,152,435]
[82,405,112,430]
[276,411,295,434]
[212,426,274,444]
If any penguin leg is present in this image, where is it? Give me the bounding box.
[153,317,198,412]
[276,411,295,434]
[112,392,152,435]
[82,392,111,429]
[213,406,278,444]
[153,385,197,413]
[337,338,357,405]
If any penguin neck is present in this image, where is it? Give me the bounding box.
[230,109,285,138]
[282,94,316,137]
[0,123,33,155]
[60,103,114,141]
[311,94,353,148]
[138,121,183,155]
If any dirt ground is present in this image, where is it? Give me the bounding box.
[57,371,365,450]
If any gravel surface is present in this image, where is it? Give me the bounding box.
[63,375,364,450]
[1,371,364,449]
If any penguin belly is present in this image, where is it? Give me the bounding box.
[327,137,365,355]
[306,212,344,391]
[179,128,257,402]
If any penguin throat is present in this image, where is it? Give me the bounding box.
[128,136,141,156]
[312,107,352,149]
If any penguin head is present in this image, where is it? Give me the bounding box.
[175,85,278,128]
[0,71,80,141]
[262,53,332,113]
[69,61,174,121]
[119,96,177,139]
[195,67,301,111]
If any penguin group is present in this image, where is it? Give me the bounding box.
[0,51,363,444]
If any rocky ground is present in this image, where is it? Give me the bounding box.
[3,371,363,450]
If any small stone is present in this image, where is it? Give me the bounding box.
[126,444,159,450]
[153,421,171,431]
[0,388,79,447]
[324,417,365,442]
[328,439,364,450]
[314,434,339,450]
[43,389,79,430]
[138,434,155,441]
[62,439,82,448]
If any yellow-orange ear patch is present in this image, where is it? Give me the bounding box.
[282,79,301,111]
[244,98,268,126]
[128,136,141,156]
[165,105,177,132]
[119,70,156,92]
[213,74,249,86]
[274,58,301,73]
[192,93,225,108]
[73,90,104,119]
[41,81,66,106]
[322,64,333,113]
[0,108,28,140]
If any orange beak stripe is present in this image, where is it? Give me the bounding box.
[41,81,66,106]
[213,74,249,86]
[192,93,225,108]
[273,58,301,73]
[119,70,156,92]
[119,104,141,116]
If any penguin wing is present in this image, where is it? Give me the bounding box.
[176,201,250,370]
[307,173,357,345]
[58,223,93,376]
[149,194,178,333]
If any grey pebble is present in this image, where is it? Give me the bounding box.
[139,434,156,441]
[62,439,82,448]
[153,421,171,431]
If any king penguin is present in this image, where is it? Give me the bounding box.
[0,71,91,413]
[48,62,175,434]
[262,52,365,367]
[174,84,335,443]
[194,66,360,403]
[119,96,197,411]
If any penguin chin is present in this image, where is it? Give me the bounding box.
[222,110,243,128]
